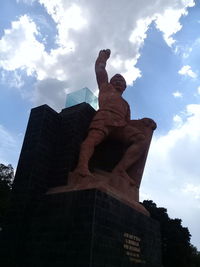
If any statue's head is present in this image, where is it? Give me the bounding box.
[110,74,126,94]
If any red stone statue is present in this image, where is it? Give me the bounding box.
[75,49,156,180]
[65,49,156,215]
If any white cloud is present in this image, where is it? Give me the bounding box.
[1,70,24,89]
[33,78,69,110]
[172,91,182,98]
[178,65,197,78]
[173,114,183,128]
[122,58,142,85]
[16,0,36,4]
[155,9,184,46]
[129,17,153,49]
[141,103,200,249]
[155,0,195,46]
[197,86,200,94]
[155,0,194,46]
[0,15,47,76]
[182,184,200,200]
[182,47,193,58]
[175,35,200,59]
[0,0,195,110]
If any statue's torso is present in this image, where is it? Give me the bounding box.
[90,83,130,128]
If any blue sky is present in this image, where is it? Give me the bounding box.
[0,0,200,250]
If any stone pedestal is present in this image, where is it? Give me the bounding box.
[48,171,149,216]
[29,189,162,267]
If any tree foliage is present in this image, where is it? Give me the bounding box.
[0,163,14,226]
[142,200,200,267]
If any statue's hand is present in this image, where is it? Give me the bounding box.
[99,49,111,60]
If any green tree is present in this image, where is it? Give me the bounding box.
[0,163,14,227]
[142,200,200,267]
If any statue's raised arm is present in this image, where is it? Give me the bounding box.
[95,49,111,89]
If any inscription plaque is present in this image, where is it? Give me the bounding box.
[123,232,146,264]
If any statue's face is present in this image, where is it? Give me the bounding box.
[110,74,126,93]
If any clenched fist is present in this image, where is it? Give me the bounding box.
[98,49,111,60]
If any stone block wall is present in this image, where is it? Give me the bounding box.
[1,103,95,267]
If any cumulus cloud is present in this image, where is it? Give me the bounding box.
[1,70,24,89]
[33,78,69,110]
[145,104,200,186]
[155,0,195,46]
[0,0,195,110]
[178,65,197,78]
[173,114,183,128]
[16,0,36,4]
[141,103,200,247]
[172,90,182,98]
[0,15,46,75]
[182,47,193,58]
[182,184,200,200]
